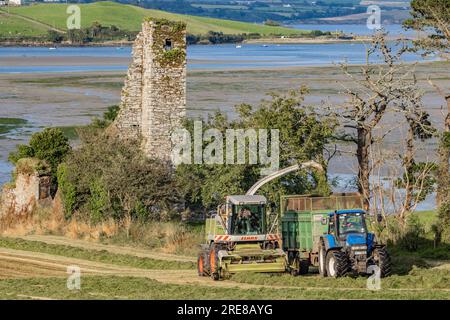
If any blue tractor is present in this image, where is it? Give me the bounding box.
[318,209,392,278]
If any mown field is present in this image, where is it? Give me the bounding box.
[1,275,449,300]
[0,235,448,299]
[0,1,308,37]
[0,209,448,300]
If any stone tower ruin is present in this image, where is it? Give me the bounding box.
[113,19,187,161]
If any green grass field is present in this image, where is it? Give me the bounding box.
[0,11,50,37]
[0,211,449,299]
[1,275,449,300]
[0,1,307,37]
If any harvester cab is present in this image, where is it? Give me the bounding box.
[198,195,286,280]
[319,209,392,278]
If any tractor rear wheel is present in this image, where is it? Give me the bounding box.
[374,247,392,277]
[326,250,350,278]
[209,244,221,281]
[319,246,327,277]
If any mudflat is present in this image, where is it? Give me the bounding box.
[0,60,449,184]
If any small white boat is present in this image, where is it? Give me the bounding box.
[262,44,269,47]
[235,45,242,48]
[48,47,57,50]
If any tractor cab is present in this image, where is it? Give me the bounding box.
[323,209,384,275]
[328,209,368,244]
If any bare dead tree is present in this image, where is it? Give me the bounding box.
[405,0,450,208]
[370,131,436,227]
[333,33,412,211]
[393,74,436,216]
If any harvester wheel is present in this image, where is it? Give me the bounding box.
[197,251,208,277]
[319,246,327,277]
[299,260,309,275]
[326,250,350,278]
[290,256,300,276]
[373,247,392,278]
[209,245,221,281]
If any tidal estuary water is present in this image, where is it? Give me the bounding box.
[0,25,443,210]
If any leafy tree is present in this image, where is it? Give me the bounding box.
[404,0,449,58]
[176,87,336,210]
[9,128,71,179]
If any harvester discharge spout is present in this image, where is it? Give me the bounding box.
[246,160,324,196]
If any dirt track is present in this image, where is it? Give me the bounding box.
[0,246,259,288]
[17,235,196,263]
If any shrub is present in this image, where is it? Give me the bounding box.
[58,129,181,222]
[398,214,425,251]
[92,105,120,128]
[15,158,51,177]
[56,163,77,218]
[47,30,64,43]
[264,20,281,26]
[88,178,109,224]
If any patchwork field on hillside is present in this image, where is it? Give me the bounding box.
[0,2,308,37]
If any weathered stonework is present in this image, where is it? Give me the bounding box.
[113,19,187,162]
[0,158,52,218]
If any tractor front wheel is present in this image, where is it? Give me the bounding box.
[326,250,350,278]
[373,247,392,278]
[319,246,327,277]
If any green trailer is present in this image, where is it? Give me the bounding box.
[280,193,366,275]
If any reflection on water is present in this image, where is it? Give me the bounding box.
[329,173,436,212]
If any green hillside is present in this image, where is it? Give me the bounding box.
[0,1,307,38]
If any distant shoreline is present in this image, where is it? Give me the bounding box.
[0,36,411,47]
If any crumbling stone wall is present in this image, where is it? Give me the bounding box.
[113,19,187,162]
[0,158,52,218]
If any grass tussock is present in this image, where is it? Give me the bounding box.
[0,200,202,256]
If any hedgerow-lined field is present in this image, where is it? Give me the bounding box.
[0,2,308,37]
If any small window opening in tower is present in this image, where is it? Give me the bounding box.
[164,39,173,51]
